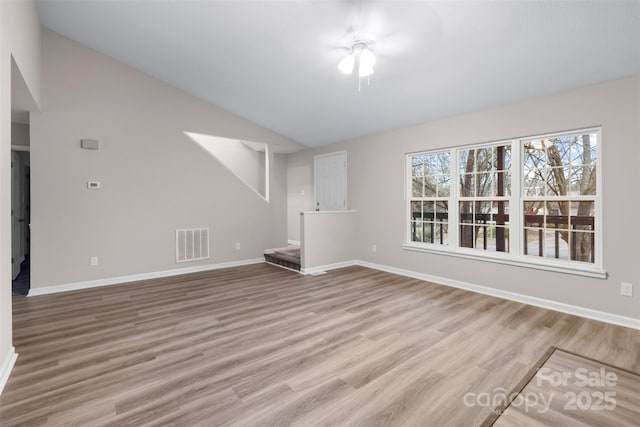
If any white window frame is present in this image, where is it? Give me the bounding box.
[406,150,451,246]
[456,141,513,254]
[403,127,604,279]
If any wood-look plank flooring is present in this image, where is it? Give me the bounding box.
[1,263,638,426]
[490,349,640,426]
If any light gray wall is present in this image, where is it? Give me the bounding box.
[30,30,302,289]
[300,211,356,270]
[0,0,41,389]
[3,1,41,108]
[10,122,28,146]
[187,133,268,200]
[287,76,640,320]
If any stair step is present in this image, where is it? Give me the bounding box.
[265,254,301,271]
[264,246,301,272]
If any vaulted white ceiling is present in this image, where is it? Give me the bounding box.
[37,1,640,148]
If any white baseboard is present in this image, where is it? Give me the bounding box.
[300,260,356,275]
[28,258,265,297]
[0,346,17,395]
[24,255,640,330]
[287,240,301,246]
[355,260,640,331]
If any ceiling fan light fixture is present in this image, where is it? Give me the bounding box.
[338,35,377,89]
[338,54,355,74]
[359,48,376,68]
[359,64,374,78]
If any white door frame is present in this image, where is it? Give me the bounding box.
[314,150,347,211]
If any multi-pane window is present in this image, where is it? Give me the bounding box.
[409,151,450,245]
[406,128,600,272]
[522,131,597,263]
[459,144,511,252]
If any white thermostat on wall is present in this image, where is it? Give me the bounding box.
[87,181,101,189]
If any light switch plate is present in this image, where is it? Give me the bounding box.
[81,139,99,149]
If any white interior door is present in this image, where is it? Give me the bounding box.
[314,151,347,211]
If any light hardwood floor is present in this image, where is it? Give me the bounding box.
[491,349,640,426]
[1,264,638,426]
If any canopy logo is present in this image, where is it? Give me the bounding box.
[463,367,618,414]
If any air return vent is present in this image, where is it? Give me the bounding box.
[176,228,210,263]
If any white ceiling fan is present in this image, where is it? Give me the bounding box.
[331,1,422,91]
[337,33,377,78]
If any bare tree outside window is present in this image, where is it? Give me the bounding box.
[459,144,511,252]
[410,151,450,245]
[406,128,599,271]
[523,133,597,263]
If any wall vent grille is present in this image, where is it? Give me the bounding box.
[176,228,210,263]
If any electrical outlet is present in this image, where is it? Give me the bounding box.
[90,256,98,266]
[371,244,377,253]
[620,282,633,297]
[235,242,241,251]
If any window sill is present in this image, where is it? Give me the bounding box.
[401,243,607,279]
